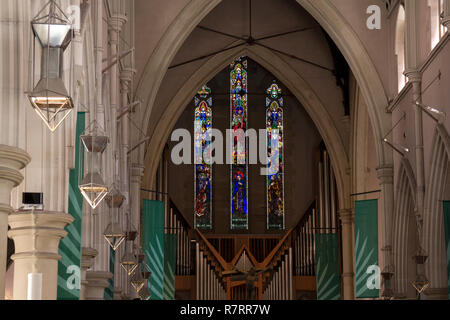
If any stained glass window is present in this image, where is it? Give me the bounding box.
[266,82,285,230]
[194,85,213,229]
[230,57,249,230]
[230,57,248,230]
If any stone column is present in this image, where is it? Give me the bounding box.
[108,7,128,299]
[0,145,30,299]
[339,208,354,300]
[8,212,74,300]
[442,0,450,28]
[377,165,395,296]
[85,271,113,300]
[131,164,144,236]
[80,247,97,300]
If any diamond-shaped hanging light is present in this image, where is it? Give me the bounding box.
[103,186,125,251]
[103,222,126,251]
[79,122,109,209]
[130,252,147,292]
[131,266,146,293]
[121,230,138,276]
[138,272,152,300]
[411,247,429,296]
[28,0,74,132]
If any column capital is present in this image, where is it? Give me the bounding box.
[108,14,128,34]
[131,163,145,179]
[0,144,31,171]
[403,69,422,83]
[81,247,98,270]
[377,165,394,185]
[338,209,353,224]
[8,211,74,300]
[85,271,113,300]
[120,68,137,83]
[442,0,450,28]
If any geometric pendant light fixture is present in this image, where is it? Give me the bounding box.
[78,121,109,209]
[103,185,126,251]
[121,211,138,275]
[130,251,146,292]
[138,273,152,300]
[121,229,138,276]
[28,0,74,132]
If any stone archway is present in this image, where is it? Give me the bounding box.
[133,0,392,172]
[423,125,450,299]
[142,44,350,210]
[392,158,417,298]
[133,0,394,300]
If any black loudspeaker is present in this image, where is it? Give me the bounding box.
[22,192,43,210]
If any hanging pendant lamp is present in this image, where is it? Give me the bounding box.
[28,0,74,132]
[78,121,109,209]
[103,185,126,250]
[138,272,152,300]
[121,227,138,276]
[130,252,147,292]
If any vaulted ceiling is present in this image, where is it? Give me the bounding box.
[134,0,352,153]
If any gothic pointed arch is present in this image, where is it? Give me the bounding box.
[424,125,450,296]
[392,158,417,298]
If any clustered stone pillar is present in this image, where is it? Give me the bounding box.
[0,145,30,299]
[8,212,74,300]
[377,165,395,297]
[339,208,354,300]
[80,247,98,300]
[108,4,128,299]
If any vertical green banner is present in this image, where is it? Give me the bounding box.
[354,199,379,298]
[57,112,85,300]
[104,247,115,300]
[443,201,450,299]
[142,199,165,300]
[163,234,177,300]
[315,233,341,300]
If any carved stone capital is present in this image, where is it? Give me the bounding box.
[339,209,353,225]
[377,165,394,185]
[403,69,422,84]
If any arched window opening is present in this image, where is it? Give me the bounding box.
[266,82,285,230]
[194,85,213,229]
[430,0,447,50]
[230,57,249,230]
[395,4,406,93]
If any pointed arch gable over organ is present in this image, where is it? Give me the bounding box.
[133,0,393,199]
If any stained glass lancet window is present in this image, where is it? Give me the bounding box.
[194,85,213,229]
[230,57,249,230]
[266,82,285,230]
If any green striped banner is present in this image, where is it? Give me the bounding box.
[443,201,450,299]
[315,233,341,300]
[354,199,379,298]
[57,112,85,300]
[104,247,115,300]
[142,199,165,300]
[163,234,177,300]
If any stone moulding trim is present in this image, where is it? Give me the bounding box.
[10,251,62,261]
[0,144,31,170]
[86,271,113,287]
[7,227,68,239]
[8,212,74,227]
[0,203,14,215]
[0,167,24,186]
